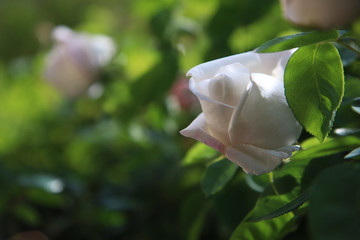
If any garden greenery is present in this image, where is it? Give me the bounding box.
[0,0,359,239]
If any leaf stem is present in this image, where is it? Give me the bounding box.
[268,172,280,196]
[337,39,360,56]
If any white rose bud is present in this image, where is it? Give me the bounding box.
[280,0,360,29]
[180,50,302,175]
[44,26,116,98]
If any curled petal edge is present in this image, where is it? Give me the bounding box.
[180,114,300,175]
[180,113,226,154]
[189,78,235,109]
[225,144,300,175]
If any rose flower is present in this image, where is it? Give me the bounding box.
[280,0,360,29]
[44,26,116,98]
[180,50,302,175]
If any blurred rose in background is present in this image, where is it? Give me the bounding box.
[44,26,116,98]
[168,76,199,113]
[280,0,360,29]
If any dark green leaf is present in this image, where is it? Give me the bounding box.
[181,142,219,166]
[309,164,360,240]
[244,162,308,224]
[214,173,260,230]
[230,212,295,240]
[256,30,340,53]
[249,191,309,222]
[335,42,358,67]
[201,159,238,197]
[180,192,210,240]
[285,43,344,142]
[345,147,360,159]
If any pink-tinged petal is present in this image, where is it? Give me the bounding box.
[225,144,297,175]
[180,113,227,154]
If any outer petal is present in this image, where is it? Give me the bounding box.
[189,64,252,145]
[187,52,259,82]
[225,144,298,175]
[180,113,227,154]
[229,73,302,149]
[247,50,294,79]
[189,78,234,146]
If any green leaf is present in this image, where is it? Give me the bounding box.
[214,173,260,230]
[292,136,360,161]
[181,142,219,166]
[285,43,344,142]
[244,162,308,224]
[230,212,295,240]
[256,30,340,53]
[249,191,309,222]
[309,164,360,240]
[345,147,360,159]
[201,158,238,197]
[180,192,211,240]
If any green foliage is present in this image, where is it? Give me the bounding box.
[256,30,340,53]
[309,164,360,240]
[182,142,219,166]
[201,158,238,197]
[285,43,344,142]
[180,192,211,240]
[0,0,359,239]
[249,191,309,222]
[292,136,360,160]
[230,212,295,240]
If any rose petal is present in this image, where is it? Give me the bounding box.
[188,76,235,145]
[225,144,295,175]
[229,73,302,149]
[187,51,259,82]
[247,50,294,78]
[180,113,227,154]
[189,63,252,146]
[207,63,250,106]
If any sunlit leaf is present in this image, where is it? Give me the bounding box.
[309,164,360,240]
[201,158,238,197]
[249,191,309,222]
[256,30,340,53]
[182,142,219,166]
[230,212,295,240]
[292,136,360,160]
[285,43,344,142]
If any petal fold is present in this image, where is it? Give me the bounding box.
[180,113,227,154]
[225,144,298,175]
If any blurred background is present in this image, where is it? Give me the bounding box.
[1,0,358,239]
